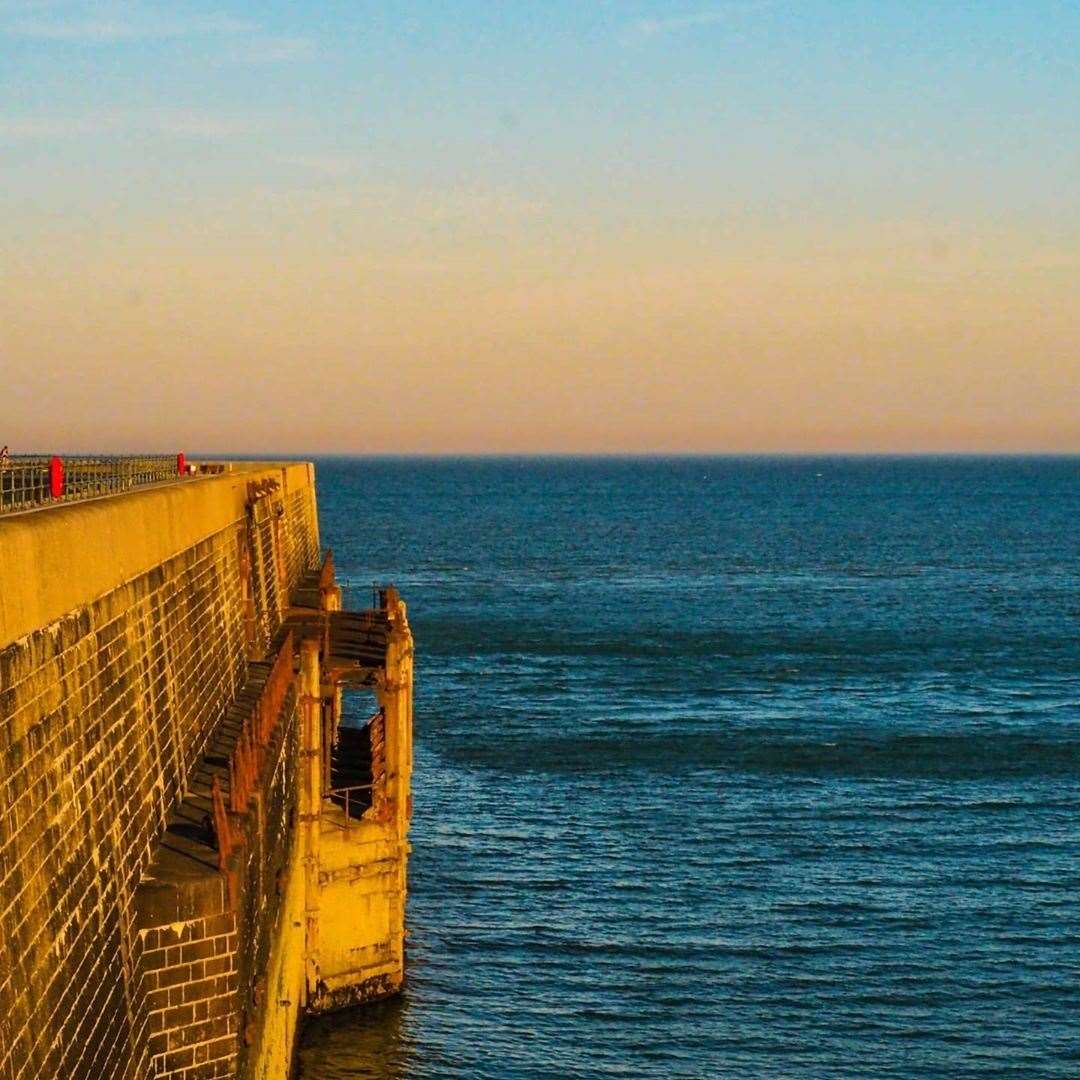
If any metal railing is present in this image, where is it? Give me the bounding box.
[0,453,187,515]
[325,783,374,831]
[212,633,295,871]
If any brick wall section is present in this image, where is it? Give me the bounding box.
[139,912,240,1080]
[0,473,320,1079]
[133,658,301,1080]
[0,528,246,1080]
[233,692,301,1077]
[247,502,281,657]
[283,485,320,593]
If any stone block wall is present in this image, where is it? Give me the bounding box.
[130,655,301,1080]
[138,910,241,1079]
[0,464,319,1080]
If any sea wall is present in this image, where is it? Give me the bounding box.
[0,462,411,1079]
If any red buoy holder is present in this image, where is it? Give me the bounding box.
[49,456,64,499]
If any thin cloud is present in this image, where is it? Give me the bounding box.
[0,109,257,141]
[149,110,255,138]
[0,1,69,12]
[227,35,315,65]
[0,114,122,137]
[9,11,255,42]
[278,155,359,178]
[631,5,766,39]
[244,183,546,225]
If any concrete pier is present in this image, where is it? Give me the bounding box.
[0,461,413,1079]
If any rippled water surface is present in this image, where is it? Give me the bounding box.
[299,457,1080,1080]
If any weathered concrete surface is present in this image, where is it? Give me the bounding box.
[0,462,412,1079]
[308,595,414,1014]
[0,462,317,649]
[284,584,415,1019]
[313,815,406,1010]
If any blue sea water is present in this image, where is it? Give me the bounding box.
[299,456,1080,1080]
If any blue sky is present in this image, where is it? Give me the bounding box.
[5,1,1079,225]
[2,2,1078,452]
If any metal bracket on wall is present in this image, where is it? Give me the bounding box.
[246,478,280,504]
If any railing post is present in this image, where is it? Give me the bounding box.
[48,457,64,499]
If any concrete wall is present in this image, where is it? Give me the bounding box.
[0,461,412,1080]
[0,464,318,1079]
[310,603,414,1013]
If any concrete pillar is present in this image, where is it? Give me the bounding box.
[378,596,413,842]
[376,596,413,976]
[299,638,322,1004]
[318,582,343,794]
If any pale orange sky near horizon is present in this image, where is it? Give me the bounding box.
[5,218,1078,455]
[3,3,1078,454]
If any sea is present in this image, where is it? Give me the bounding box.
[298,456,1080,1080]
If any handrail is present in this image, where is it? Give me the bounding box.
[213,633,295,870]
[229,633,295,815]
[325,783,374,831]
[0,453,188,514]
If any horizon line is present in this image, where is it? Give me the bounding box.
[205,450,1080,461]
[10,449,1080,460]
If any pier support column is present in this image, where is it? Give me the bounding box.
[319,579,343,797]
[305,584,414,1014]
[378,589,414,838]
[299,637,323,1005]
[376,589,414,975]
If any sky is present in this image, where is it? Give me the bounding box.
[2,1,1078,454]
